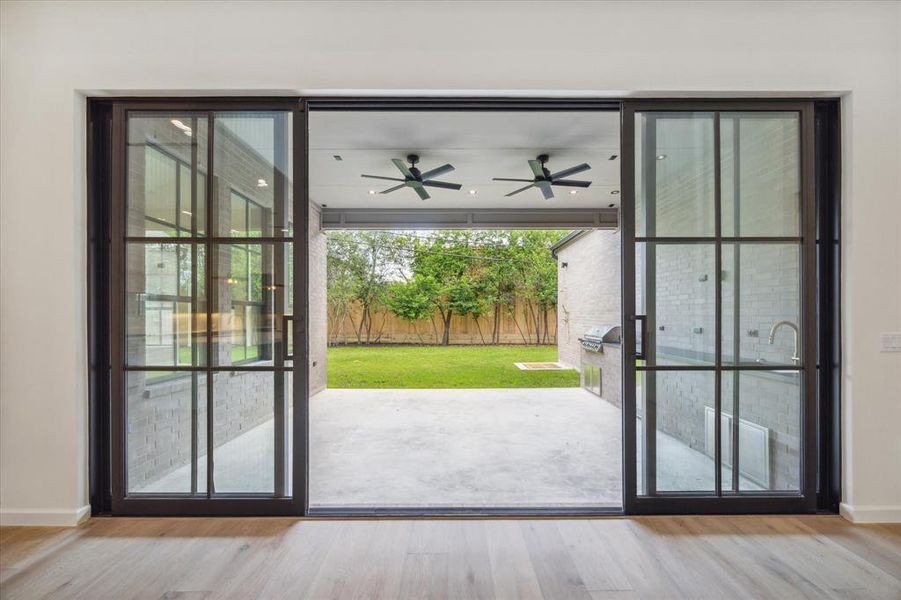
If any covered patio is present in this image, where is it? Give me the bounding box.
[138,387,760,507]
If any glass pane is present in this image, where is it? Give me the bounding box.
[636,243,716,366]
[126,371,206,494]
[721,112,800,237]
[212,371,292,494]
[721,370,801,492]
[127,113,207,237]
[722,244,801,365]
[211,243,292,367]
[213,112,292,238]
[637,370,716,493]
[635,112,715,237]
[126,242,206,367]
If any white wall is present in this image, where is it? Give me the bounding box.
[1,0,898,525]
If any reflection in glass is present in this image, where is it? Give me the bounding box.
[636,243,716,366]
[721,112,800,237]
[638,370,715,493]
[127,114,207,237]
[212,371,291,494]
[126,371,206,494]
[636,112,715,237]
[722,370,801,492]
[213,112,293,238]
[212,243,292,367]
[126,243,206,367]
[722,244,801,365]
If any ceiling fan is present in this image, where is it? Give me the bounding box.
[361,154,462,200]
[492,154,591,199]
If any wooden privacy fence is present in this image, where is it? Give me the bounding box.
[328,299,557,346]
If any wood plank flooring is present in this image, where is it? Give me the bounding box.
[1,516,899,599]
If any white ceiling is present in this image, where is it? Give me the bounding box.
[308,111,620,209]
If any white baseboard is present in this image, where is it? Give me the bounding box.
[0,505,91,526]
[839,503,901,524]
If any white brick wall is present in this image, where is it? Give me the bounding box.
[556,229,622,370]
[308,202,327,395]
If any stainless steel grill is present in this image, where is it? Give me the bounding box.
[578,324,621,353]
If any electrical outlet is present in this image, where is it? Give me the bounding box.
[881,332,901,352]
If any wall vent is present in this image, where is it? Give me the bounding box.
[704,406,771,489]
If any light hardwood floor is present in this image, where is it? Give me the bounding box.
[1,516,899,599]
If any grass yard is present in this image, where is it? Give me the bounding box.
[327,345,579,389]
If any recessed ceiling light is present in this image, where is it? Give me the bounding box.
[368,190,376,195]
[468,189,477,195]
[569,190,578,195]
[257,178,268,188]
[609,154,618,161]
[611,190,620,195]
[656,154,667,160]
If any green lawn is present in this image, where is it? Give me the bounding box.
[327,345,579,389]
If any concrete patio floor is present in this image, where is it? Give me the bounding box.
[310,387,622,508]
[140,387,753,505]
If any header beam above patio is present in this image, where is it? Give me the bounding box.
[319,207,619,230]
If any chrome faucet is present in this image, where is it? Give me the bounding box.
[768,320,800,365]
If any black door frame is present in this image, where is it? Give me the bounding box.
[97,98,308,516]
[621,99,823,514]
[87,95,840,517]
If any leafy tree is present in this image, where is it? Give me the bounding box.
[406,231,473,345]
[384,278,434,342]
[326,231,403,344]
[329,228,567,346]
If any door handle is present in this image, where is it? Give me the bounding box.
[632,314,648,361]
[282,315,293,361]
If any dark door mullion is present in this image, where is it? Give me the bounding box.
[190,114,199,497]
[801,104,818,508]
[730,115,742,494]
[713,111,723,497]
[642,113,658,496]
[205,111,215,498]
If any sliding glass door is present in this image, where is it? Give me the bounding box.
[621,101,817,513]
[110,101,306,515]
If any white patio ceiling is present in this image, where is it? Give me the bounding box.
[308,110,621,210]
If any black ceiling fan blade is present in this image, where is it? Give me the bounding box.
[492,177,533,182]
[528,159,545,178]
[419,163,455,181]
[550,179,592,188]
[550,163,591,180]
[421,180,463,190]
[505,184,535,197]
[379,183,407,194]
[537,181,554,200]
[391,158,415,179]
[411,182,430,200]
[361,174,406,182]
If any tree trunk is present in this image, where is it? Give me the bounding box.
[362,305,372,344]
[492,304,501,344]
[349,311,362,344]
[511,314,528,344]
[441,309,453,346]
[473,316,486,345]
